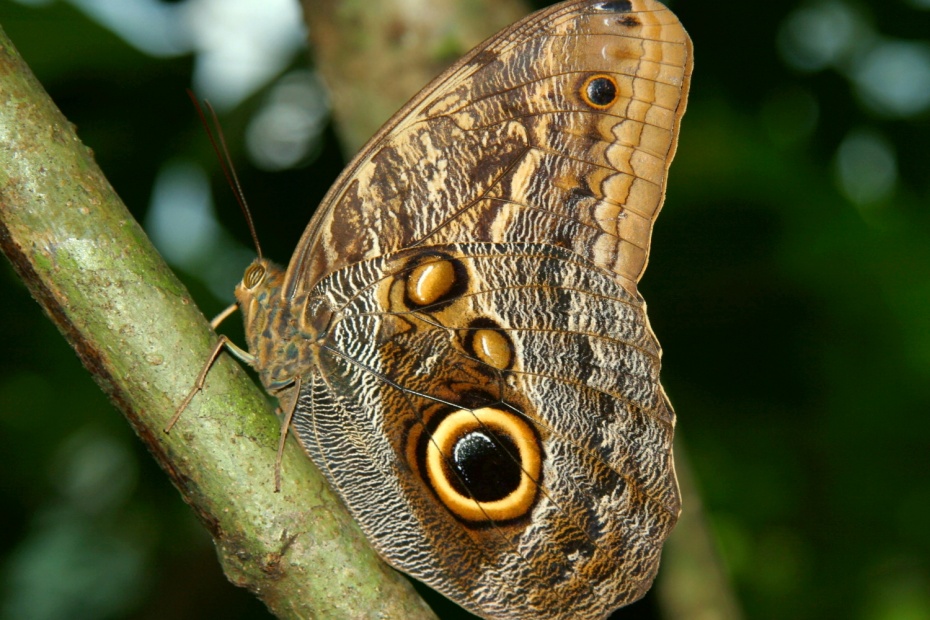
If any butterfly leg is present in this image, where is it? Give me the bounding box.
[164,334,257,433]
[274,376,301,492]
[210,302,239,329]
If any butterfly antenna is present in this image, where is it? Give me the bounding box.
[186,89,263,260]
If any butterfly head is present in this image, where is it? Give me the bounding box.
[234,258,293,380]
[235,258,285,307]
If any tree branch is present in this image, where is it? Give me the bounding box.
[0,23,433,620]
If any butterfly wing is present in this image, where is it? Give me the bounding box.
[293,241,678,619]
[281,1,691,618]
[284,0,691,298]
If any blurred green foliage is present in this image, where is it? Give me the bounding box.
[1,0,929,619]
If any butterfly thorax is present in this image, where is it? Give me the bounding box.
[236,258,309,398]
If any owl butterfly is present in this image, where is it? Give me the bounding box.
[178,0,691,618]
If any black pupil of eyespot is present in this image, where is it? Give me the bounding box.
[586,77,616,106]
[450,430,521,502]
[598,0,632,12]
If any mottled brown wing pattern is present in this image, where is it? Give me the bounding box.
[284,0,692,297]
[244,1,692,619]
[290,242,677,619]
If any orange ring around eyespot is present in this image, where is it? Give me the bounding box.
[426,407,540,522]
[580,74,620,110]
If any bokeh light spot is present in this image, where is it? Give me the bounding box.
[145,160,220,269]
[853,41,930,117]
[778,1,864,72]
[246,71,330,171]
[834,128,898,207]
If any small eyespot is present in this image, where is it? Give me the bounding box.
[581,75,619,109]
[403,254,468,310]
[464,318,514,371]
[243,263,266,289]
[407,260,456,306]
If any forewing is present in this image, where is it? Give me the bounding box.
[284,0,692,298]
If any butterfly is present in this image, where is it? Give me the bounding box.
[175,0,691,618]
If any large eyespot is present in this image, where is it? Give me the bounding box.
[425,407,541,523]
[464,318,514,371]
[404,254,468,310]
[243,263,266,289]
[580,74,619,110]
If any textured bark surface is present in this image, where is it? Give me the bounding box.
[0,23,434,620]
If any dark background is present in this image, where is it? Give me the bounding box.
[2,0,929,618]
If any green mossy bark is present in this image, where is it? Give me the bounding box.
[0,24,434,620]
